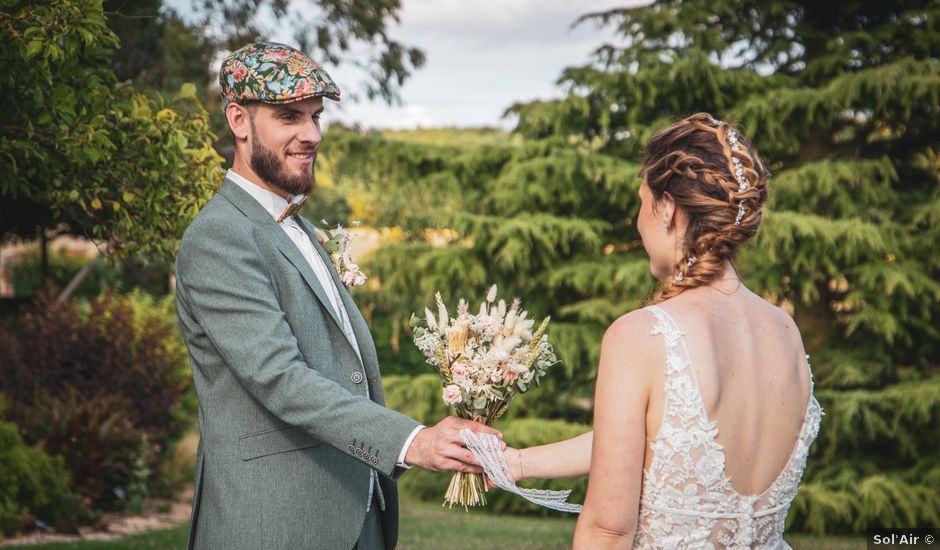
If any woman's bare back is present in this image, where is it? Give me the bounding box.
[644,284,812,496]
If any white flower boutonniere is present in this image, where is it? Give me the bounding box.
[318,220,367,287]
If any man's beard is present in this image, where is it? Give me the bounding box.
[249,133,315,197]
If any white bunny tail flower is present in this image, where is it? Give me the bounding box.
[435,292,449,328]
[486,284,498,303]
[425,307,438,331]
[438,303,449,329]
[504,308,518,331]
[513,319,535,339]
[501,336,522,352]
[497,299,507,318]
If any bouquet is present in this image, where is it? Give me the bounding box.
[411,285,559,508]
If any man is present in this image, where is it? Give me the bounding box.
[175,42,498,550]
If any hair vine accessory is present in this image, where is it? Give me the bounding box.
[709,116,749,225]
[673,256,697,284]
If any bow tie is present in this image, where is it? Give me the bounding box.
[277,195,308,223]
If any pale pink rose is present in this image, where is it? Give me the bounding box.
[451,362,469,379]
[503,370,518,382]
[442,384,462,405]
[342,262,367,286]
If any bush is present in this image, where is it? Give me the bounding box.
[382,374,450,426]
[0,289,193,514]
[397,416,591,516]
[10,249,172,298]
[0,397,80,536]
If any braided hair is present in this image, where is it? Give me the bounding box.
[640,113,770,302]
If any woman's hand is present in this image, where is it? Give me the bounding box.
[485,447,524,489]
[506,447,524,482]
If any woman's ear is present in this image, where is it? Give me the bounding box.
[660,191,677,230]
[226,103,251,142]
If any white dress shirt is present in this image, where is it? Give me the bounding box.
[227,170,423,510]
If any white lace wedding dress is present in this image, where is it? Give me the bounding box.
[634,306,823,549]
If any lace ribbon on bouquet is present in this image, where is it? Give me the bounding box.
[459,429,583,513]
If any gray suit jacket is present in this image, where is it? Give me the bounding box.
[175,178,420,550]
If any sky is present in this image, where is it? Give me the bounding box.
[324,0,635,129]
[168,0,651,129]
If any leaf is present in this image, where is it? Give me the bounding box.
[25,40,43,59]
[177,83,197,100]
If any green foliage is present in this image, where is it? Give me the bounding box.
[10,249,172,297]
[382,374,450,426]
[324,0,940,533]
[0,0,224,260]
[320,131,645,418]
[0,415,79,536]
[0,291,193,514]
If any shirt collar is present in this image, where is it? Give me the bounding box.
[227,169,303,222]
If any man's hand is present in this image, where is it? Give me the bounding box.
[404,416,503,473]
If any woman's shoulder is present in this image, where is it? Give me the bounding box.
[605,307,661,342]
[592,309,666,400]
[600,308,666,368]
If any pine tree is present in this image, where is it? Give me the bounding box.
[322,130,643,419]
[321,1,939,532]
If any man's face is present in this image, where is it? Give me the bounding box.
[246,97,324,196]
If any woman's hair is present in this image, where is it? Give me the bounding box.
[640,113,770,302]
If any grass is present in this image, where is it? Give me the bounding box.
[0,526,189,549]
[398,499,574,549]
[2,499,868,549]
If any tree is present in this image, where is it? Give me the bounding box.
[322,0,940,533]
[104,0,215,96]
[1,0,224,261]
[178,0,425,103]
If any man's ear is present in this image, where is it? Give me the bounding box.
[225,103,251,142]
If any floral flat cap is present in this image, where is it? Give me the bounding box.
[219,42,341,109]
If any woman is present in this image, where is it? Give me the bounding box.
[503,113,822,548]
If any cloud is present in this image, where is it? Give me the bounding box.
[328,0,649,129]
[332,102,435,130]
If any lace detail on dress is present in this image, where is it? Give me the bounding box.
[633,306,823,549]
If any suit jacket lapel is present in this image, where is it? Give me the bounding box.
[295,217,383,392]
[218,180,346,336]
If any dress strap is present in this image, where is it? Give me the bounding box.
[645,305,685,353]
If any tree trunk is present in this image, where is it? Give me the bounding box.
[37,224,48,283]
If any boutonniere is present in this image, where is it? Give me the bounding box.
[317,220,368,287]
